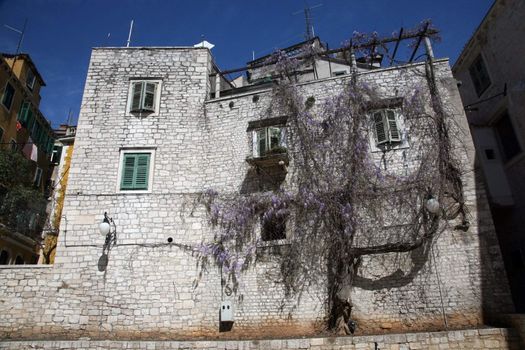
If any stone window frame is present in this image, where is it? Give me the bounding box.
[247,116,288,158]
[125,78,162,117]
[116,147,156,194]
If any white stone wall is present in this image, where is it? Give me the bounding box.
[452,0,525,312]
[0,48,513,340]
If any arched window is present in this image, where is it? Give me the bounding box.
[0,250,9,265]
[14,255,24,265]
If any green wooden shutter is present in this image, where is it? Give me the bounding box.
[18,102,29,123]
[120,154,137,189]
[120,153,150,190]
[131,82,143,111]
[26,109,34,130]
[134,154,150,189]
[143,83,156,111]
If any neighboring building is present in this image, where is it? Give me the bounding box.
[39,123,76,264]
[0,33,513,340]
[0,53,55,264]
[452,0,525,312]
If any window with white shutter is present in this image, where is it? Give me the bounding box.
[127,80,161,115]
[253,127,287,157]
[372,109,402,146]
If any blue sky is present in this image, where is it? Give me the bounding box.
[0,0,493,128]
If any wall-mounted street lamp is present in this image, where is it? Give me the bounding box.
[425,196,440,215]
[99,212,116,247]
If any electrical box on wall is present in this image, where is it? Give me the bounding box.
[220,301,233,322]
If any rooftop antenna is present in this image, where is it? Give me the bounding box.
[126,19,134,47]
[66,108,72,126]
[4,18,27,56]
[293,3,322,40]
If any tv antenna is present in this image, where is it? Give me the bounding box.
[4,19,27,56]
[293,3,322,40]
[126,19,134,47]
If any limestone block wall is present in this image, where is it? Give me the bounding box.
[0,49,514,340]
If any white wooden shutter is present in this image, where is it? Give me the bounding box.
[386,110,401,142]
[374,112,387,145]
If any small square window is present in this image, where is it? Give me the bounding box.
[1,82,15,110]
[253,126,287,157]
[127,80,162,115]
[469,54,491,97]
[26,69,36,91]
[261,215,287,241]
[117,149,155,192]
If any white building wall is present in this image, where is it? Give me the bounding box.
[0,49,513,340]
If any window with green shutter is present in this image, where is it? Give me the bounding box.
[18,101,30,124]
[129,81,159,113]
[120,153,151,190]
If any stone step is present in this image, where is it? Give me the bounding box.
[0,327,521,349]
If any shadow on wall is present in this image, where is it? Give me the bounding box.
[474,155,515,324]
[240,165,287,194]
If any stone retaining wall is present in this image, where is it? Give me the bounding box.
[0,328,519,349]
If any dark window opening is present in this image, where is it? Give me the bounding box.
[1,83,15,110]
[469,54,491,96]
[494,111,521,162]
[484,149,496,160]
[511,249,524,269]
[51,145,63,164]
[261,215,287,241]
[0,250,9,265]
[14,255,24,265]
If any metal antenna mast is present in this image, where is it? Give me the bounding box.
[4,19,27,56]
[293,3,322,40]
[126,19,134,47]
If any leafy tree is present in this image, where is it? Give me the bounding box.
[0,148,47,239]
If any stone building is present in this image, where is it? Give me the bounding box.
[0,30,515,343]
[38,123,77,264]
[452,0,525,312]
